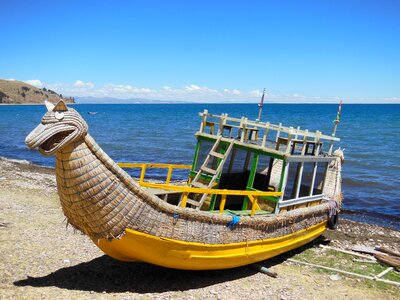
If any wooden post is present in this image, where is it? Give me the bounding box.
[275,122,282,143]
[261,122,270,148]
[286,127,293,154]
[166,166,173,184]
[139,164,147,183]
[309,131,321,196]
[309,162,318,196]
[240,117,248,142]
[200,109,208,133]
[227,147,237,174]
[250,195,258,216]
[180,192,189,208]
[219,194,227,213]
[294,131,308,198]
[294,126,300,140]
[217,113,227,136]
[243,153,259,210]
[191,140,201,172]
[275,160,289,213]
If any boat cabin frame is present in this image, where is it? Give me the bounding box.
[119,109,340,216]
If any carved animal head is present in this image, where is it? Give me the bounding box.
[25,100,88,156]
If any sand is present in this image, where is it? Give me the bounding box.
[0,157,399,299]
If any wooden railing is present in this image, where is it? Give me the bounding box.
[138,181,282,216]
[118,162,282,216]
[199,109,340,158]
[117,162,191,184]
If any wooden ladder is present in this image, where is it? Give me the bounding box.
[183,136,235,210]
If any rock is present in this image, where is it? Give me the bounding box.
[329,274,341,281]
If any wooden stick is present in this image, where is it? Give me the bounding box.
[320,245,376,260]
[287,259,400,287]
[375,267,393,279]
[352,259,377,264]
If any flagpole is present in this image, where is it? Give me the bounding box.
[332,100,343,137]
[328,100,343,154]
[257,88,266,121]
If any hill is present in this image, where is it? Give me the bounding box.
[0,79,75,104]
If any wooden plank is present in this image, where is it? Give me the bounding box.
[186,198,200,206]
[210,150,224,159]
[375,246,400,258]
[352,245,387,256]
[374,253,400,271]
[191,181,208,189]
[201,166,217,175]
[320,245,376,260]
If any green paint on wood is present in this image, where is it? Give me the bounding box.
[242,153,259,210]
[278,160,287,192]
[191,140,201,172]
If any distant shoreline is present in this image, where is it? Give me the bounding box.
[1,102,399,105]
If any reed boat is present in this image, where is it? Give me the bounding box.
[25,100,344,270]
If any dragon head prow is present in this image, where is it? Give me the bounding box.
[25,100,88,156]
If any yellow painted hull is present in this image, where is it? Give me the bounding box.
[94,221,327,270]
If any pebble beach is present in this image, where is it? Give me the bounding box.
[1,157,399,299]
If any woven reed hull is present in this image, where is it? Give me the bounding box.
[94,221,327,270]
[53,134,341,269]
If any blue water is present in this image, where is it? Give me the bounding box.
[1,103,399,222]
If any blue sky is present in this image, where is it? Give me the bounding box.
[1,0,399,103]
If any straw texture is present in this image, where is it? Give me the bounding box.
[27,101,343,244]
[55,134,341,243]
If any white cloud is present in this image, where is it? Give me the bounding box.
[73,80,94,89]
[224,89,241,95]
[383,97,400,103]
[99,84,152,95]
[24,79,43,88]
[249,89,263,97]
[26,79,396,103]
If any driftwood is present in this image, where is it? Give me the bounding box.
[351,245,386,256]
[375,246,400,258]
[374,253,400,272]
[287,259,400,287]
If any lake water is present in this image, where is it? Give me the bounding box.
[1,103,399,228]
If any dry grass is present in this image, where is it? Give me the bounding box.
[0,79,74,104]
